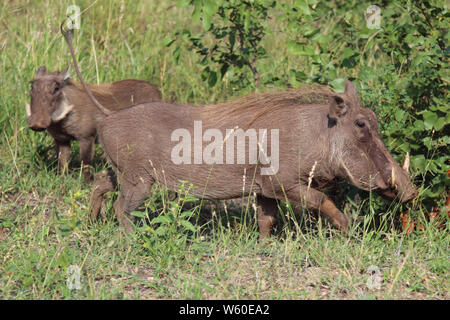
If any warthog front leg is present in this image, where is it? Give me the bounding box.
[317,198,349,232]
[56,141,71,175]
[89,170,117,222]
[79,138,95,183]
[283,184,349,232]
[114,179,153,233]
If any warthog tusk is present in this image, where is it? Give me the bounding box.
[402,152,410,173]
[25,103,31,118]
[391,167,396,189]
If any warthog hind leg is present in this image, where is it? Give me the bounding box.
[257,195,278,238]
[114,179,153,233]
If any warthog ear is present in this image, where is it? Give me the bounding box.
[51,98,74,122]
[328,95,347,120]
[35,66,47,77]
[60,67,70,81]
[344,80,358,103]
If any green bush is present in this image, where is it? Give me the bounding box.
[172,0,276,90]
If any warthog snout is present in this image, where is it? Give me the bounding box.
[28,118,50,131]
[25,103,45,131]
[26,102,51,131]
[378,154,417,203]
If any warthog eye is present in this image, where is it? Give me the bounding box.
[356,119,366,128]
[52,84,60,94]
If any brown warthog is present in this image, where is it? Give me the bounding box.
[88,81,417,236]
[60,21,416,236]
[26,66,161,182]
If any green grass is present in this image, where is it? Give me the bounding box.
[0,0,448,299]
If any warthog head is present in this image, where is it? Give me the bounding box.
[27,66,73,131]
[330,81,417,203]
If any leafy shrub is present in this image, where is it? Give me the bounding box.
[173,0,276,89]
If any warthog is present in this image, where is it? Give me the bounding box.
[26,66,162,182]
[61,22,416,237]
[88,81,417,236]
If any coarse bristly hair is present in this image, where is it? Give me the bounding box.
[200,85,343,128]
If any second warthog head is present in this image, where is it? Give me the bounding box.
[27,66,73,131]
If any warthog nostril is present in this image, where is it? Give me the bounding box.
[29,123,47,131]
[30,127,46,132]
